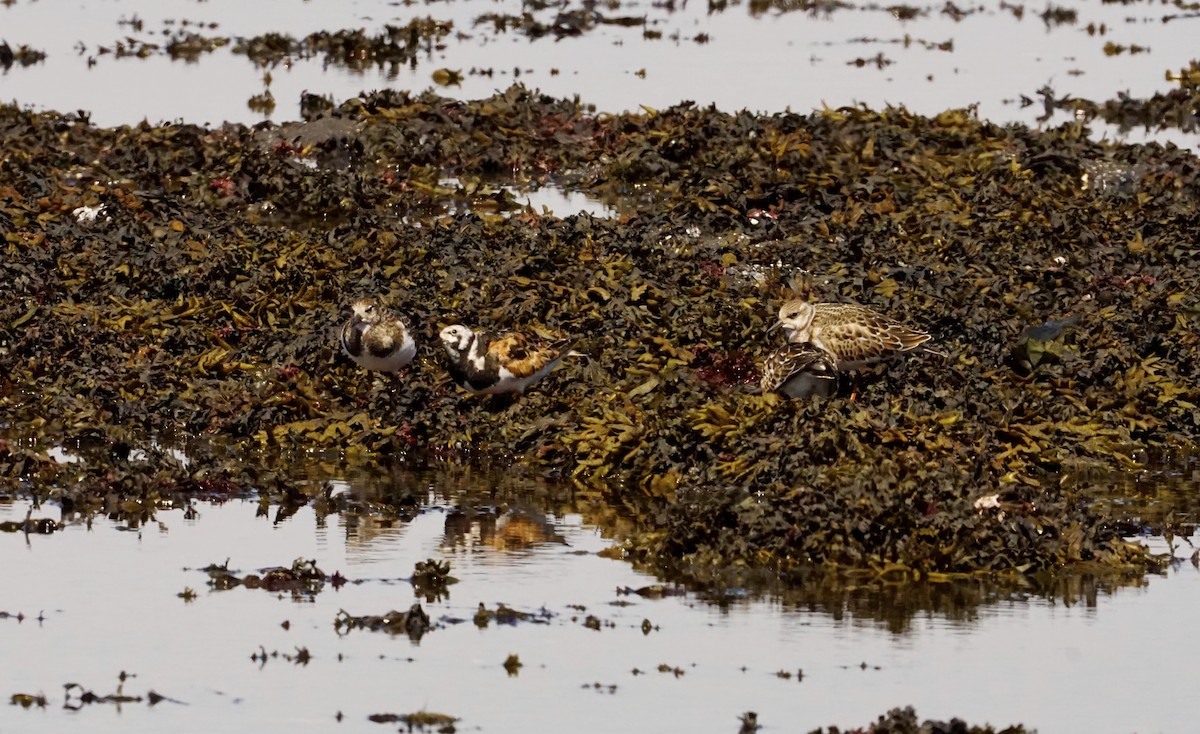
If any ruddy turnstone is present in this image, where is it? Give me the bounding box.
[772,299,933,369]
[439,324,577,395]
[759,342,839,398]
[339,298,417,372]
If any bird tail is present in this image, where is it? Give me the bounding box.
[891,330,925,349]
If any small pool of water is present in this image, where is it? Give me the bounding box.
[2,480,1196,733]
[436,177,618,218]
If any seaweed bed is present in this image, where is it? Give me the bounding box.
[805,706,1028,734]
[2,85,1198,578]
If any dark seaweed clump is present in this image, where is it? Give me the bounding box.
[0,41,47,70]
[336,603,431,641]
[1,85,1197,578]
[203,557,328,596]
[231,21,452,71]
[806,706,1029,734]
[1033,60,1200,134]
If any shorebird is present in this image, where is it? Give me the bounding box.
[772,299,933,370]
[439,324,578,395]
[339,298,417,372]
[759,342,839,398]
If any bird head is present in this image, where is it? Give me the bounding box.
[772,299,815,340]
[349,299,382,326]
[439,324,475,356]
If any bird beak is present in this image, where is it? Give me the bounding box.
[766,320,782,334]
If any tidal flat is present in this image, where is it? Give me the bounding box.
[3,88,1198,575]
[2,0,1200,731]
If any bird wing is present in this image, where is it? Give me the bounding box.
[762,344,836,391]
[816,306,930,362]
[486,333,573,379]
[782,344,837,385]
[340,320,365,355]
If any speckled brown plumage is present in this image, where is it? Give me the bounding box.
[775,300,932,370]
[760,342,839,398]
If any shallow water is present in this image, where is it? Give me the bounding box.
[3,2,1199,730]
[1,0,1196,152]
[3,472,1198,733]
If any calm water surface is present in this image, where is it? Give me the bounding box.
[2,476,1198,733]
[3,2,1199,730]
[0,0,1196,151]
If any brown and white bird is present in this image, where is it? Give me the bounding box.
[760,342,839,398]
[340,298,417,372]
[772,299,933,369]
[439,324,577,395]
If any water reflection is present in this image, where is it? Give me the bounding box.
[442,505,569,552]
[1,0,1196,156]
[1065,446,1200,538]
[1,461,1199,732]
[645,560,1153,635]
